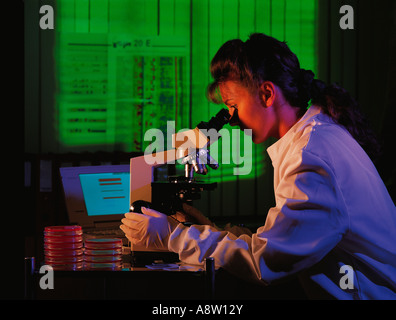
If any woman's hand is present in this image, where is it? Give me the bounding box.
[120,207,179,249]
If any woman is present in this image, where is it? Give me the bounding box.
[120,33,396,299]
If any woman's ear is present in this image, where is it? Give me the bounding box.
[259,81,276,108]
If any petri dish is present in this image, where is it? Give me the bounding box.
[44,235,83,243]
[84,248,122,256]
[44,241,84,250]
[84,261,122,270]
[46,262,84,271]
[84,238,122,250]
[84,254,122,263]
[44,225,82,237]
[44,248,84,257]
[45,255,84,264]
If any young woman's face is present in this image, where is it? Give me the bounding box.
[219,81,276,144]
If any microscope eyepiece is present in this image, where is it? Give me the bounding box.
[196,108,231,132]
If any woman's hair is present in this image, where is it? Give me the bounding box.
[207,33,381,162]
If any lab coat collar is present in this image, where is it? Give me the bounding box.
[266,105,322,163]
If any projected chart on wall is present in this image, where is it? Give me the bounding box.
[57,33,189,151]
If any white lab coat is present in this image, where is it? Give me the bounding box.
[167,105,396,300]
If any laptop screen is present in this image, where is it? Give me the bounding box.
[60,164,130,227]
[79,172,130,216]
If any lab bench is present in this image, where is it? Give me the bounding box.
[24,256,307,300]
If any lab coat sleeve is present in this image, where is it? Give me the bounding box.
[167,150,349,284]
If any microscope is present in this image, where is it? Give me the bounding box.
[127,108,233,265]
[129,108,232,217]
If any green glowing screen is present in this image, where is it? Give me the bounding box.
[55,0,317,184]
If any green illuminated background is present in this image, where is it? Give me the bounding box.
[55,0,317,217]
[28,0,318,218]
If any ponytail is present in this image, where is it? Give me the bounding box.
[299,68,381,162]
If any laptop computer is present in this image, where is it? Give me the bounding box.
[60,164,130,242]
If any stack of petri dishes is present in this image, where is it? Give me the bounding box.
[44,225,84,270]
[84,238,123,270]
